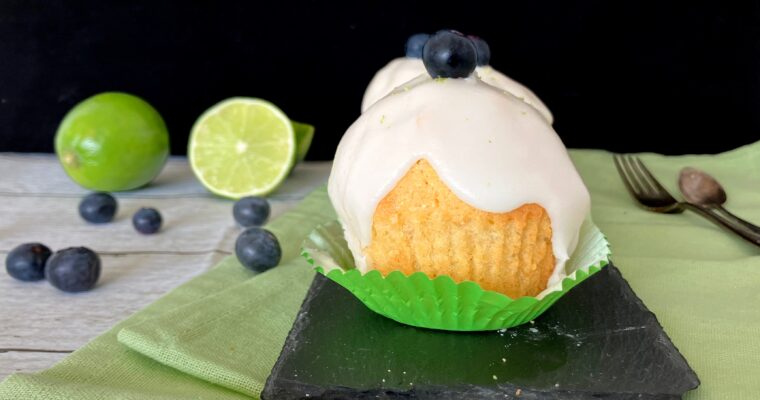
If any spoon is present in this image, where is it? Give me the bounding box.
[678,167,760,235]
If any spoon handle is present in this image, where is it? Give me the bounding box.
[712,205,760,235]
[683,203,760,247]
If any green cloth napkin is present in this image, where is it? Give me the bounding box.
[2,142,759,399]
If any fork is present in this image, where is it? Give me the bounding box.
[613,154,760,247]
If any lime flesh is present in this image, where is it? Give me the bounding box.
[189,98,297,198]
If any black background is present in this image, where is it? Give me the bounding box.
[1,1,759,160]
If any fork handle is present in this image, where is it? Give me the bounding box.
[683,203,760,247]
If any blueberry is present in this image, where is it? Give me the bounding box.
[405,33,430,58]
[233,196,270,227]
[45,247,100,292]
[422,30,477,79]
[235,227,282,273]
[5,243,52,281]
[132,207,162,234]
[468,35,491,66]
[79,192,117,223]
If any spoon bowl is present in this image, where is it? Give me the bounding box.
[678,167,727,206]
[679,166,760,240]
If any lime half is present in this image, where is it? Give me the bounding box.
[189,98,296,198]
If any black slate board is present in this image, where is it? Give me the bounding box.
[263,264,699,399]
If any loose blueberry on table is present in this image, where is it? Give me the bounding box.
[233,196,271,227]
[133,207,162,234]
[405,33,430,58]
[235,227,282,273]
[45,247,101,293]
[79,192,118,223]
[422,30,478,79]
[468,35,491,66]
[5,242,52,281]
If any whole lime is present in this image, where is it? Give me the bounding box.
[55,92,170,191]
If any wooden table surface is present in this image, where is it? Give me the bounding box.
[0,153,331,380]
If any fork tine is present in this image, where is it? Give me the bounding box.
[623,155,656,195]
[632,156,673,198]
[622,154,649,195]
[613,154,642,198]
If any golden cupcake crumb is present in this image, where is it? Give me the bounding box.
[366,159,555,298]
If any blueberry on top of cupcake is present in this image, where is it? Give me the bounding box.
[404,33,430,58]
[468,35,491,66]
[422,30,477,79]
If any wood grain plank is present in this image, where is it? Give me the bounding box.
[0,351,70,378]
[0,155,330,200]
[0,196,299,254]
[0,252,228,352]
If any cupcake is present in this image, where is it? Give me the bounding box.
[329,30,590,299]
[361,33,554,124]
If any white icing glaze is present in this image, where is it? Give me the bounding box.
[361,58,425,113]
[329,75,590,289]
[476,65,554,124]
[361,57,554,124]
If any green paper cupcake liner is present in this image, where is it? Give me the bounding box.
[301,216,611,331]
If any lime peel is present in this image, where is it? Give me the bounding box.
[55,92,169,191]
[292,121,315,162]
